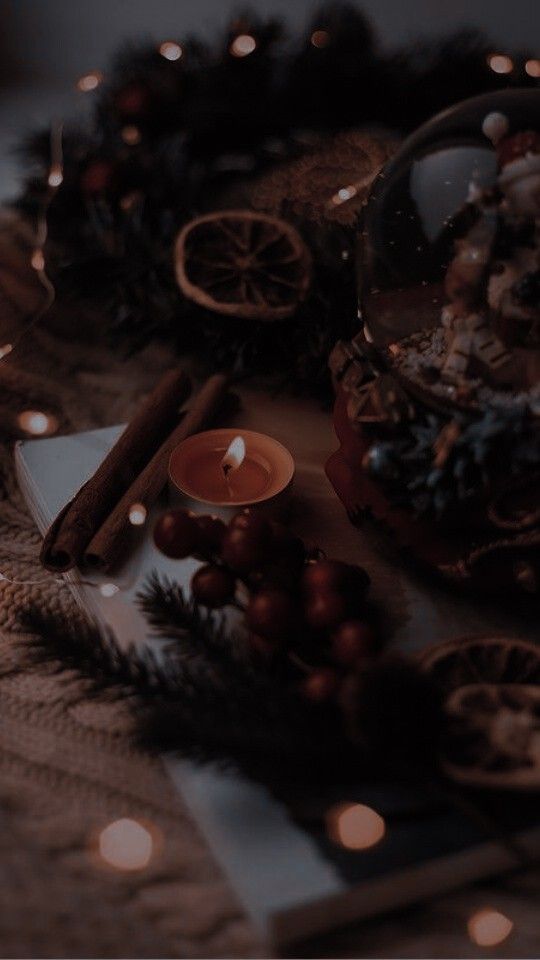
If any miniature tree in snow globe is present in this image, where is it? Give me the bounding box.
[329,89,540,596]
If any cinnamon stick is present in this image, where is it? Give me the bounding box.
[40,369,192,572]
[84,373,230,572]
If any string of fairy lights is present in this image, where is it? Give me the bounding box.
[0,35,536,923]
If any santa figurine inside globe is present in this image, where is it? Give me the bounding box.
[327,90,540,597]
[440,110,540,392]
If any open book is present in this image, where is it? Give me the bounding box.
[15,425,540,948]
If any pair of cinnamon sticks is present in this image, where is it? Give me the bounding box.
[40,370,230,574]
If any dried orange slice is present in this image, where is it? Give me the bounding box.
[421,636,540,789]
[443,684,540,790]
[174,210,311,321]
[420,636,540,691]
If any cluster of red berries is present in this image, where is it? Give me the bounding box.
[153,508,382,703]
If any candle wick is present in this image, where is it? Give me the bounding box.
[222,462,234,499]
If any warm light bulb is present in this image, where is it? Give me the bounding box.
[525,58,540,78]
[327,803,386,850]
[17,410,55,436]
[128,503,147,526]
[77,71,103,92]
[488,53,514,74]
[99,582,119,598]
[467,909,514,947]
[31,249,45,272]
[120,192,139,211]
[121,125,141,145]
[230,34,257,57]
[159,41,182,61]
[331,185,357,206]
[48,165,63,188]
[311,30,330,48]
[98,818,153,871]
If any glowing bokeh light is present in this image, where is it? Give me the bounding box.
[525,59,540,78]
[327,803,386,850]
[311,30,330,48]
[488,54,514,74]
[159,41,182,61]
[47,166,63,188]
[98,818,153,871]
[99,582,120,598]
[0,344,13,360]
[31,249,45,272]
[230,34,257,57]
[17,410,55,436]
[121,125,141,145]
[467,909,514,947]
[77,72,103,92]
[128,503,147,526]
[331,184,358,206]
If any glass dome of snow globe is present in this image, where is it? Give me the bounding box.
[358,88,540,412]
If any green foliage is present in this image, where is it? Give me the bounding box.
[16,5,533,395]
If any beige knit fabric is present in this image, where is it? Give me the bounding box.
[0,214,259,959]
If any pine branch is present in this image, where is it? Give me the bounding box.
[20,602,349,782]
[137,571,259,686]
[20,606,179,699]
[18,599,440,788]
[137,571,229,653]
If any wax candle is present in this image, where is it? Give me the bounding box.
[169,428,294,512]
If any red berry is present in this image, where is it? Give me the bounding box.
[302,560,370,599]
[300,668,339,703]
[80,159,115,196]
[246,589,298,642]
[229,510,271,538]
[153,509,199,559]
[196,515,226,554]
[331,620,379,665]
[304,590,349,631]
[222,511,272,572]
[191,564,236,608]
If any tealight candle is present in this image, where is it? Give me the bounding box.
[169,428,294,516]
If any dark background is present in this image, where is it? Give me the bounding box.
[0,1,537,201]
[1,0,538,81]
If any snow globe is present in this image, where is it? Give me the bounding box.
[328,89,540,596]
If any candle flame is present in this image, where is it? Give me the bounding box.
[221,435,246,479]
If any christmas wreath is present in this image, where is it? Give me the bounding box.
[17,4,537,396]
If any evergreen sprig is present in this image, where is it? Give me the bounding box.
[368,403,540,518]
[20,606,180,699]
[19,574,441,789]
